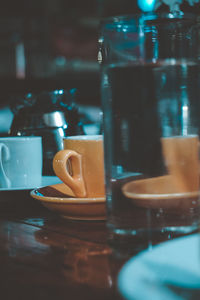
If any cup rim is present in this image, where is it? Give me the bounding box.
[0,136,42,141]
[64,135,103,141]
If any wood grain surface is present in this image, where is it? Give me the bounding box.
[0,191,127,300]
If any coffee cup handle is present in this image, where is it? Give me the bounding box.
[0,143,11,188]
[53,149,86,197]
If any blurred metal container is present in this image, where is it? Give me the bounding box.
[9,89,84,175]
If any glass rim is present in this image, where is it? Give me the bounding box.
[100,11,197,30]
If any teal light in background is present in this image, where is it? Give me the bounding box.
[138,0,156,12]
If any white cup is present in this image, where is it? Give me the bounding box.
[0,136,43,189]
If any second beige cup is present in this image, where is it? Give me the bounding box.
[161,135,199,193]
[53,135,105,198]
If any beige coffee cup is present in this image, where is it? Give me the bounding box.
[161,135,199,193]
[122,135,200,213]
[53,135,105,198]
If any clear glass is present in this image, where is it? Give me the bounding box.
[100,12,200,253]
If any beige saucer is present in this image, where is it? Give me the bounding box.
[30,183,106,221]
[122,175,199,212]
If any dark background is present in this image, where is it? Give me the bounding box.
[0,0,199,107]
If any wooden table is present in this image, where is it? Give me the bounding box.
[1,190,197,300]
[0,190,135,300]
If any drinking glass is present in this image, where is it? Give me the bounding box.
[100,12,200,254]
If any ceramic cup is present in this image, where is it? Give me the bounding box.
[161,135,199,193]
[0,136,42,189]
[53,135,105,198]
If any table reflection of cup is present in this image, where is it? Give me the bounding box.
[34,221,113,290]
[0,136,42,189]
[53,135,105,198]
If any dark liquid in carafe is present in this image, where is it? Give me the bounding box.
[103,61,200,246]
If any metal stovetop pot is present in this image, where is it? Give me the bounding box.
[9,89,84,175]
